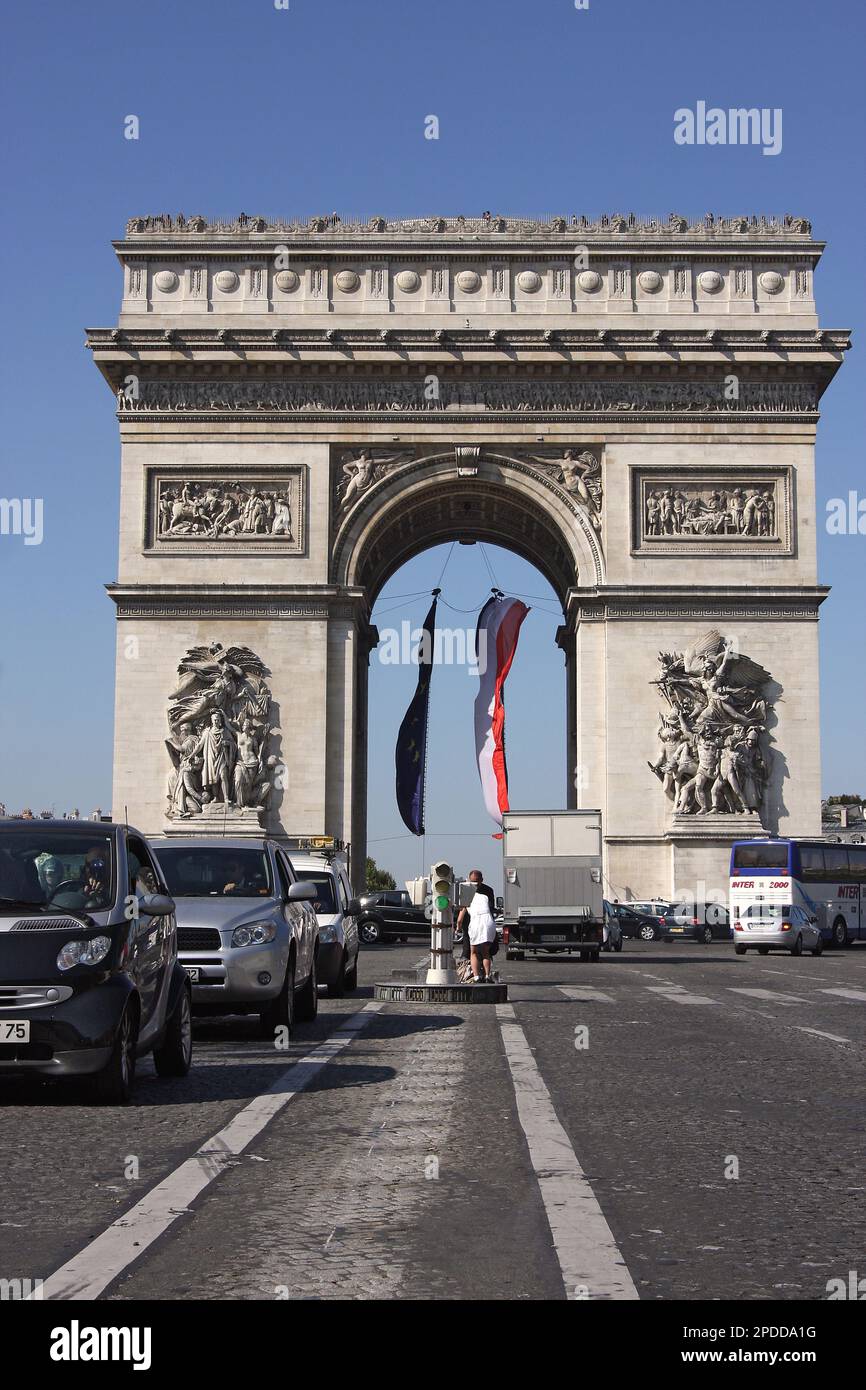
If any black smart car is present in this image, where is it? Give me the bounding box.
[0,819,192,1103]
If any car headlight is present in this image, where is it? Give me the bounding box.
[318,924,340,943]
[57,936,112,971]
[231,921,277,948]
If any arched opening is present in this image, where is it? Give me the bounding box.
[331,455,597,893]
[365,541,569,893]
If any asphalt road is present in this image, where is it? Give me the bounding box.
[1,939,864,1301]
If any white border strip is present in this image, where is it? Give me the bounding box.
[34,1003,384,1301]
[496,1003,638,1300]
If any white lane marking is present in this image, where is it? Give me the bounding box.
[33,1003,384,1301]
[820,987,866,1003]
[496,1002,638,1301]
[727,988,808,1006]
[645,986,717,1006]
[796,1027,851,1044]
[633,972,676,984]
[559,985,615,1004]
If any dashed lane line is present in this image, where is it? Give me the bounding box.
[31,1002,384,1301]
[559,985,615,1004]
[645,986,718,1006]
[795,1027,851,1045]
[820,987,866,1003]
[727,988,809,1006]
[496,1002,638,1301]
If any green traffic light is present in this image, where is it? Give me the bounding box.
[435,895,450,911]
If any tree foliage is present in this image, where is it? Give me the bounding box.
[365,856,396,891]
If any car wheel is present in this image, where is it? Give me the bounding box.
[812,936,823,957]
[92,1002,138,1105]
[153,985,192,1078]
[702,925,714,944]
[831,917,848,949]
[359,918,382,945]
[328,950,347,998]
[758,946,770,955]
[295,951,318,1022]
[261,954,295,1040]
[791,933,803,957]
[345,952,359,991]
[735,945,747,955]
[639,924,657,942]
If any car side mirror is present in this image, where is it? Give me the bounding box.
[288,880,317,902]
[139,892,175,918]
[347,897,361,915]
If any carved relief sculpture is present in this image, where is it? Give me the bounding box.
[648,631,774,820]
[165,642,277,822]
[643,483,778,539]
[156,478,296,542]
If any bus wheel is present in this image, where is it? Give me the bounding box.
[831,918,848,949]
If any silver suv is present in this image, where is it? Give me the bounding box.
[152,838,318,1037]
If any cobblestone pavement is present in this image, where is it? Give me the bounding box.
[1,941,864,1300]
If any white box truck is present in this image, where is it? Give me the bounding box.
[501,810,605,962]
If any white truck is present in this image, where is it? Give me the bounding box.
[501,810,605,962]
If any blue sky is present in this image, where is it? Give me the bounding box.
[0,0,863,888]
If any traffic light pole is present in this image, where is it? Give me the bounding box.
[427,860,457,985]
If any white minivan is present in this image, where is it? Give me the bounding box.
[289,854,361,996]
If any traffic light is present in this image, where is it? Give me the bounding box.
[431,861,454,925]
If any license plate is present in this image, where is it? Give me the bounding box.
[0,1020,30,1042]
[184,967,201,982]
[542,934,567,942]
[671,927,684,933]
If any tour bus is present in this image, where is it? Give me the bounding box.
[730,838,866,948]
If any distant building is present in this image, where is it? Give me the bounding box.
[822,798,866,844]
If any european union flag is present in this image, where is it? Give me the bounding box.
[394,596,438,835]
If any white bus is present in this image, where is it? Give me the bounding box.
[729,838,866,948]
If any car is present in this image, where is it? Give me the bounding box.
[733,902,823,956]
[623,899,672,918]
[0,818,192,1104]
[151,838,318,1037]
[602,906,623,953]
[288,854,361,996]
[659,902,731,944]
[356,889,430,944]
[605,900,665,941]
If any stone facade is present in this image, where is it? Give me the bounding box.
[89,213,848,895]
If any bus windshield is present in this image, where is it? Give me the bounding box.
[731,842,790,871]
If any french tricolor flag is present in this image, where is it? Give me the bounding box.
[473,595,530,827]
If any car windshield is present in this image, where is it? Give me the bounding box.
[0,829,115,911]
[305,874,337,913]
[155,847,272,897]
[742,903,791,918]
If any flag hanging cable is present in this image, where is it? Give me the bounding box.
[394,594,439,835]
[473,594,530,826]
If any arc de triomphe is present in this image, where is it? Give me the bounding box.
[88,212,847,898]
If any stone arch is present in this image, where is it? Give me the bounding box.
[331,450,604,604]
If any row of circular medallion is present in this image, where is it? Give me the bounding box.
[152,267,787,296]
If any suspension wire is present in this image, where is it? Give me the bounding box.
[478,543,495,584]
[435,541,457,589]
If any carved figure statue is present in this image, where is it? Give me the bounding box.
[165,641,276,823]
[649,630,775,823]
[195,711,237,806]
[340,450,377,506]
[166,722,203,818]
